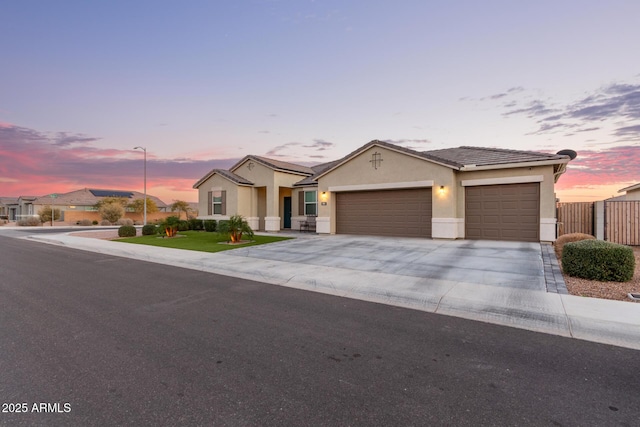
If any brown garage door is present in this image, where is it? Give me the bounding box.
[465,183,540,242]
[336,188,432,238]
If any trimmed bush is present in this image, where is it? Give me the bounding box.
[117,218,134,226]
[92,220,99,225]
[562,240,635,282]
[17,217,41,226]
[118,225,137,238]
[100,220,112,226]
[555,232,595,258]
[177,220,190,231]
[203,220,217,232]
[142,224,158,236]
[188,218,204,231]
[78,219,93,226]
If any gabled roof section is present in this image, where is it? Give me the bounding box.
[425,146,569,168]
[192,169,254,189]
[313,140,572,182]
[0,197,19,205]
[294,159,342,187]
[230,155,314,176]
[618,183,640,193]
[32,188,168,208]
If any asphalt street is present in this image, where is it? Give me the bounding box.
[1,235,639,426]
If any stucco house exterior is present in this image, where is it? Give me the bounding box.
[194,140,573,242]
[614,183,640,201]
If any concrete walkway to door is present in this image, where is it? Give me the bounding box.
[18,230,640,351]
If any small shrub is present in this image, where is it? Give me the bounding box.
[188,218,204,231]
[562,240,635,282]
[177,220,190,231]
[116,218,134,226]
[92,220,99,225]
[17,217,41,226]
[142,224,158,236]
[203,220,217,232]
[100,220,112,226]
[78,219,93,226]
[555,233,595,258]
[118,225,137,238]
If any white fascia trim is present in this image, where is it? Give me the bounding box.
[328,180,434,192]
[461,175,543,187]
[459,159,568,171]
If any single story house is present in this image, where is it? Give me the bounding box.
[610,183,640,201]
[194,140,574,242]
[0,197,19,220]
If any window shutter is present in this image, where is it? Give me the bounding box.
[298,192,305,215]
[207,191,212,215]
[221,191,227,215]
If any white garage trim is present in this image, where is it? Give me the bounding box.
[432,218,464,239]
[540,217,557,242]
[328,180,434,192]
[461,175,543,187]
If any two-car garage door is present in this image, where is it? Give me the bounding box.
[336,188,432,238]
[465,183,540,242]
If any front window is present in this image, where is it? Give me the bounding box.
[304,191,317,216]
[213,191,222,214]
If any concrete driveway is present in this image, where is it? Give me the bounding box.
[229,235,546,291]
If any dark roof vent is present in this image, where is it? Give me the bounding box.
[557,149,577,160]
[89,189,134,198]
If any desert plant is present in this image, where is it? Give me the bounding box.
[92,220,99,225]
[116,218,134,226]
[99,202,125,224]
[17,216,41,226]
[118,225,137,238]
[128,198,159,214]
[562,240,635,282]
[78,219,93,226]
[218,215,254,243]
[160,216,181,237]
[170,200,192,219]
[203,220,217,232]
[142,224,158,235]
[38,206,62,224]
[100,219,112,226]
[555,232,596,258]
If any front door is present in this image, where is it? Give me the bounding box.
[283,197,292,228]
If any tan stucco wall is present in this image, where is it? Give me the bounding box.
[317,146,456,219]
[196,174,240,217]
[456,165,557,219]
[624,188,640,200]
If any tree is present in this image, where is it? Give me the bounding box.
[170,200,191,219]
[99,202,125,224]
[129,198,158,214]
[218,215,254,243]
[38,205,61,224]
[159,215,181,237]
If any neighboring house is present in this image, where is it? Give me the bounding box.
[194,140,574,242]
[30,188,169,223]
[0,197,19,220]
[612,183,640,201]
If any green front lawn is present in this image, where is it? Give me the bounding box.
[117,230,291,253]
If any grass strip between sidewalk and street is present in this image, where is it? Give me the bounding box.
[116,230,291,253]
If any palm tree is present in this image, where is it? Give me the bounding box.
[218,215,254,243]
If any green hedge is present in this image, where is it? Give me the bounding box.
[562,240,635,282]
[188,218,204,231]
[142,224,158,236]
[203,220,217,232]
[118,225,137,238]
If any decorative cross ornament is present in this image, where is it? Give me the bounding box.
[370,151,383,169]
[247,162,254,170]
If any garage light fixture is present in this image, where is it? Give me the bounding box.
[439,186,445,195]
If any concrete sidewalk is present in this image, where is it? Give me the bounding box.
[21,231,640,351]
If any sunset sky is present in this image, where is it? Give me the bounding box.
[1,0,639,204]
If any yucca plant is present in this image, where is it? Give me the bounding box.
[218,215,254,243]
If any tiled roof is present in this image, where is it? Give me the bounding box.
[423,146,569,168]
[192,168,254,188]
[0,197,19,205]
[232,155,315,175]
[32,188,168,208]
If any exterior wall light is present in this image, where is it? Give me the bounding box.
[439,185,445,195]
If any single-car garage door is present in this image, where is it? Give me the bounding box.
[336,188,432,238]
[465,183,540,242]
